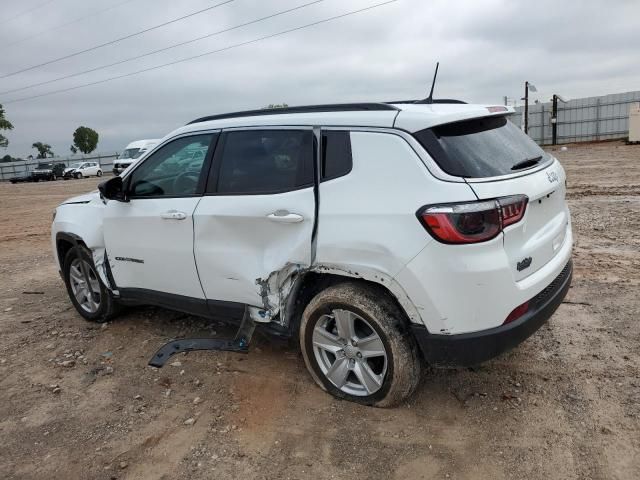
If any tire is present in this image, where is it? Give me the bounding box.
[75,172,82,179]
[97,170,103,177]
[63,245,119,323]
[299,282,421,407]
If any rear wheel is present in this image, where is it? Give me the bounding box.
[300,282,421,407]
[63,245,119,322]
[97,170,103,177]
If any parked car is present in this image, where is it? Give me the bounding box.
[9,174,32,184]
[31,162,65,181]
[63,161,103,179]
[112,139,160,175]
[52,101,573,406]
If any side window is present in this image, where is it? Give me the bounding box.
[128,134,214,198]
[213,130,313,194]
[321,131,352,181]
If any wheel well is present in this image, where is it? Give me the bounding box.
[286,272,409,336]
[56,235,85,268]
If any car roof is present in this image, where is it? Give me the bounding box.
[168,102,515,139]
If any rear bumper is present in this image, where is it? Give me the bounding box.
[411,259,572,367]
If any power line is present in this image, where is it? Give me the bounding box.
[0,0,325,96]
[0,0,57,26]
[0,0,139,51]
[0,0,235,79]
[3,0,399,105]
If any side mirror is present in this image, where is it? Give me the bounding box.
[98,176,128,202]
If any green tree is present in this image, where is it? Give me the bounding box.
[72,126,99,154]
[32,142,54,159]
[0,103,14,148]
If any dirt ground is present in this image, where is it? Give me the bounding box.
[1,141,639,480]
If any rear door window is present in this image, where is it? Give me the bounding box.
[413,115,549,178]
[321,131,352,181]
[211,130,313,194]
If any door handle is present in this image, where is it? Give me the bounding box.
[267,210,304,223]
[160,210,187,220]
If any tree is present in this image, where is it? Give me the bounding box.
[72,126,99,154]
[32,142,54,159]
[70,145,78,154]
[0,103,14,148]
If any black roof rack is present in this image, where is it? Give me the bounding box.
[187,102,400,125]
[387,98,467,104]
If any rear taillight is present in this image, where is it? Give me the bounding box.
[418,195,528,244]
[498,195,528,227]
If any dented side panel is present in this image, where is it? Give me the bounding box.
[193,187,316,311]
[52,193,106,266]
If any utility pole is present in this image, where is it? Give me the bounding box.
[551,94,558,145]
[523,81,537,135]
[551,94,568,146]
[524,82,529,134]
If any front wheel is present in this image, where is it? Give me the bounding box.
[75,172,82,179]
[300,282,422,407]
[63,245,119,322]
[97,170,103,177]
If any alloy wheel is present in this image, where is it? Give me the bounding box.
[69,258,101,313]
[312,309,388,396]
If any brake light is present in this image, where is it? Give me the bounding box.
[499,195,528,227]
[418,195,528,244]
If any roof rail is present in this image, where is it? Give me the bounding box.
[387,98,467,104]
[187,103,400,125]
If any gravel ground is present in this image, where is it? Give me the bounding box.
[0,141,639,479]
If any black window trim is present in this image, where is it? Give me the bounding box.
[319,128,353,182]
[204,127,316,196]
[124,131,220,200]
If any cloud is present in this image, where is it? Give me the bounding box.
[1,0,638,157]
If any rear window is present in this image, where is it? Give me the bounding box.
[413,115,548,178]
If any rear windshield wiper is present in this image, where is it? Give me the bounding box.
[511,156,542,171]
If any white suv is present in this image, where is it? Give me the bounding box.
[51,102,573,406]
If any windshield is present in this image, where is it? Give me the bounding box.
[119,148,141,160]
[413,115,549,178]
[69,162,82,168]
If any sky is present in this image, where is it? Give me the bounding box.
[1,0,639,158]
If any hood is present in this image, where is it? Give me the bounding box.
[64,167,76,173]
[33,167,52,172]
[60,190,101,205]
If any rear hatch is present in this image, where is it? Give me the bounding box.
[414,114,569,281]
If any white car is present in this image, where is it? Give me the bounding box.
[51,101,573,406]
[112,139,160,175]
[63,161,102,179]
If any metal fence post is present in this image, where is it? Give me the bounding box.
[595,98,601,141]
[540,105,545,145]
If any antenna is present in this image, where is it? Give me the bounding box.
[424,62,439,104]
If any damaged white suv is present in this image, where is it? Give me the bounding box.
[52,101,572,406]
